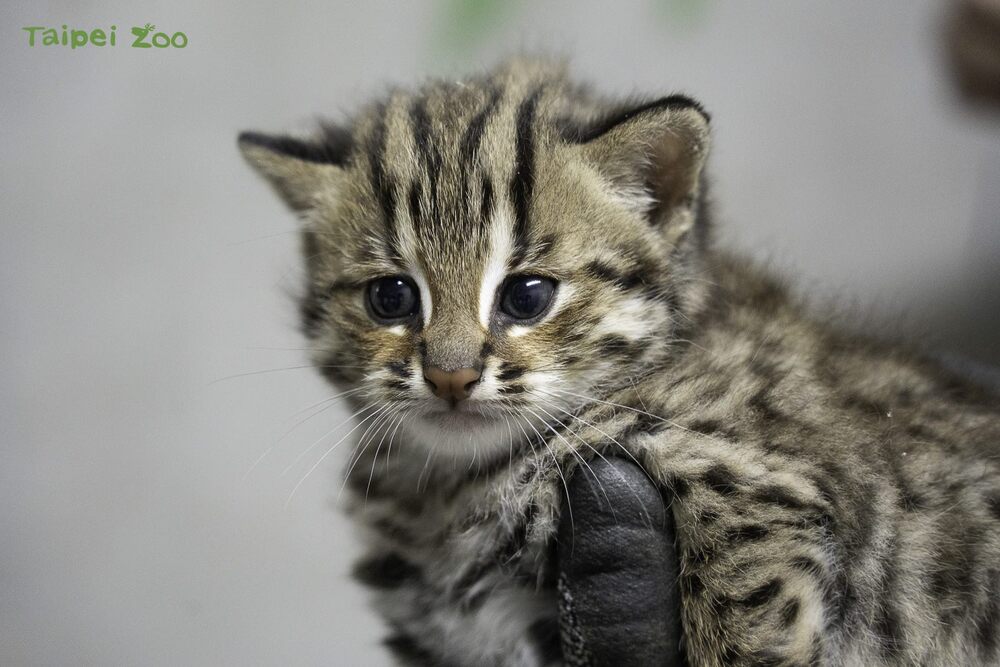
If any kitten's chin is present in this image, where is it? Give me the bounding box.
[403,405,513,465]
[423,406,496,428]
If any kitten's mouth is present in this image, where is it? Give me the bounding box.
[422,403,497,427]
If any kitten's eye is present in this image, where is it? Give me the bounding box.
[368,276,419,322]
[500,276,556,321]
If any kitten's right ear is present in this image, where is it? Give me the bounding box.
[237,126,351,212]
[571,96,710,238]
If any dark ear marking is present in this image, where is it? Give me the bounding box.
[574,93,711,233]
[238,123,351,212]
[561,95,710,144]
[237,122,353,166]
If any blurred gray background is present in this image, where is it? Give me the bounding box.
[2,1,998,665]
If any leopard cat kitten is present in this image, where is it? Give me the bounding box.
[239,59,1000,666]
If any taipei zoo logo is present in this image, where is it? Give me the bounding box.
[22,24,188,49]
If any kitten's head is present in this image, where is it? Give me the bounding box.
[240,61,711,468]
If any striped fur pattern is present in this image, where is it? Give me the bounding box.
[240,59,1000,666]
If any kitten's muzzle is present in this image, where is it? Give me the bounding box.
[423,366,481,404]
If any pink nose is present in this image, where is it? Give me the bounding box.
[423,366,482,403]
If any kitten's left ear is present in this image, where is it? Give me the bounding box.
[237,126,351,212]
[575,96,710,236]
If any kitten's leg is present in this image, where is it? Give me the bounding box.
[667,462,835,667]
[557,456,683,666]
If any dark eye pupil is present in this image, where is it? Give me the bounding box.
[502,277,555,320]
[369,277,418,320]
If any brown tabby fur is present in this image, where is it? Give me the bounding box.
[240,59,1000,666]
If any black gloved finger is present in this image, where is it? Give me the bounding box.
[556,456,683,667]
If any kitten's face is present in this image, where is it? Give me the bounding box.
[241,68,709,467]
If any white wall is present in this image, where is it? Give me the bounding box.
[2,1,998,665]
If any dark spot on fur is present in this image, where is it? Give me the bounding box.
[754,484,813,511]
[496,363,525,382]
[584,260,647,291]
[687,419,723,435]
[352,553,421,589]
[384,631,436,666]
[687,418,741,442]
[585,260,619,283]
[596,335,631,356]
[904,422,940,443]
[702,464,739,496]
[780,598,801,628]
[874,600,903,659]
[739,579,782,607]
[725,523,769,544]
[790,555,824,575]
[386,361,410,378]
[749,387,785,422]
[451,560,496,610]
[841,392,884,415]
[807,470,840,508]
[318,364,352,385]
[985,492,1000,522]
[669,475,691,499]
[385,378,409,392]
[621,410,668,439]
[698,509,721,524]
[681,571,704,597]
[373,518,415,544]
[498,503,535,564]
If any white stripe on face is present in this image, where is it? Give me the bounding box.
[411,268,433,328]
[591,293,651,341]
[479,206,514,327]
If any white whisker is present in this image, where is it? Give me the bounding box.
[284,403,392,508]
[282,401,378,476]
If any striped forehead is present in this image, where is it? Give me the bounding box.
[362,84,543,320]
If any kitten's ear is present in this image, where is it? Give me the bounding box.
[576,96,710,233]
[237,126,351,212]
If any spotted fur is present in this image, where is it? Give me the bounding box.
[240,59,1000,666]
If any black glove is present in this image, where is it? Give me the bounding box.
[556,456,684,667]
